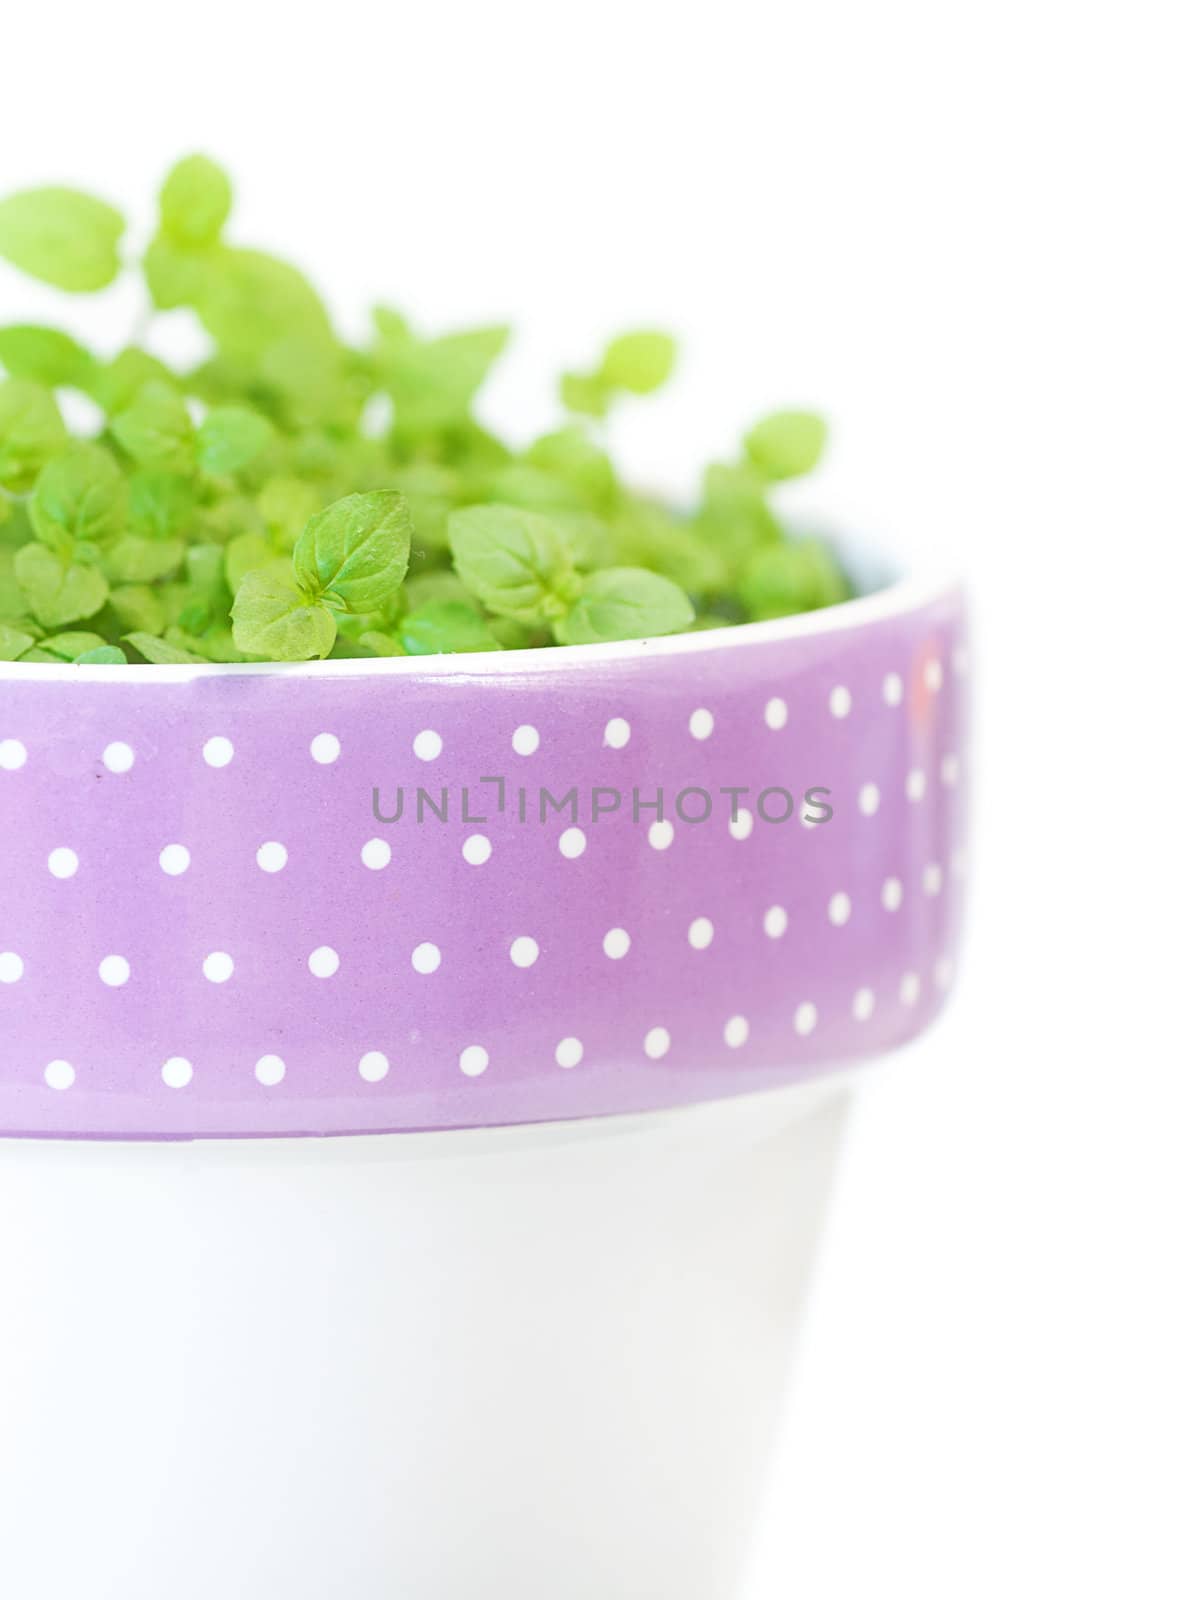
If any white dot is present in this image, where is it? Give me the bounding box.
[906,768,927,802]
[882,877,904,911]
[512,724,539,756]
[941,753,960,787]
[462,834,492,866]
[162,1056,193,1088]
[558,827,587,859]
[648,820,674,850]
[729,809,754,841]
[829,685,852,718]
[510,935,539,968]
[689,707,714,740]
[794,1001,818,1036]
[900,972,921,1007]
[763,905,788,939]
[360,837,392,870]
[828,891,851,926]
[413,729,442,761]
[604,717,631,749]
[310,732,341,764]
[924,657,944,693]
[203,736,234,768]
[308,945,340,978]
[602,927,631,960]
[882,672,903,707]
[852,987,876,1021]
[358,1050,389,1083]
[923,862,943,897]
[159,843,190,876]
[934,956,955,991]
[255,1054,286,1086]
[724,1014,750,1048]
[0,951,24,983]
[0,738,28,771]
[555,1036,584,1069]
[644,1026,670,1060]
[44,1059,75,1091]
[858,782,881,816]
[412,941,441,974]
[102,741,135,774]
[764,696,788,730]
[203,951,234,984]
[459,1044,489,1077]
[257,841,288,873]
[688,916,714,950]
[48,847,79,879]
[98,954,130,988]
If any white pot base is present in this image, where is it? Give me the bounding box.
[1,1079,851,1600]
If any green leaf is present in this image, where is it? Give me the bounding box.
[38,631,107,660]
[357,629,406,657]
[448,504,579,624]
[107,584,166,636]
[159,155,233,248]
[88,348,179,415]
[0,187,124,292]
[737,539,851,619]
[111,381,195,470]
[743,411,827,481]
[224,532,280,593]
[383,325,509,436]
[0,621,35,660]
[525,426,617,509]
[403,571,477,612]
[399,601,499,655]
[695,462,782,561]
[196,406,272,476]
[613,499,729,598]
[14,543,108,628]
[257,477,322,545]
[293,490,412,613]
[128,471,196,540]
[0,325,95,389]
[195,247,333,361]
[124,631,204,664]
[143,233,216,311]
[554,567,694,646]
[103,534,185,584]
[0,380,67,492]
[76,645,127,665]
[599,330,677,395]
[560,371,612,418]
[30,443,127,554]
[232,568,336,660]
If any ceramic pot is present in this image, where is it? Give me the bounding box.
[0,565,967,1598]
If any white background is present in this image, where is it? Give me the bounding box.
[3,2,1194,1594]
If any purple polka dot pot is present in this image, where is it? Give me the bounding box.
[0,572,966,1139]
[0,565,968,1600]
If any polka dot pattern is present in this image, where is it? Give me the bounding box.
[257,841,288,874]
[360,838,391,871]
[159,844,191,876]
[102,741,135,774]
[162,1056,193,1089]
[0,588,967,1137]
[310,732,341,765]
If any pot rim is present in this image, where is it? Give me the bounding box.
[0,566,960,683]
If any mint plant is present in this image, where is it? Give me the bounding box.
[0,156,851,664]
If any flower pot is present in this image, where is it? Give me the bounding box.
[0,563,967,1599]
